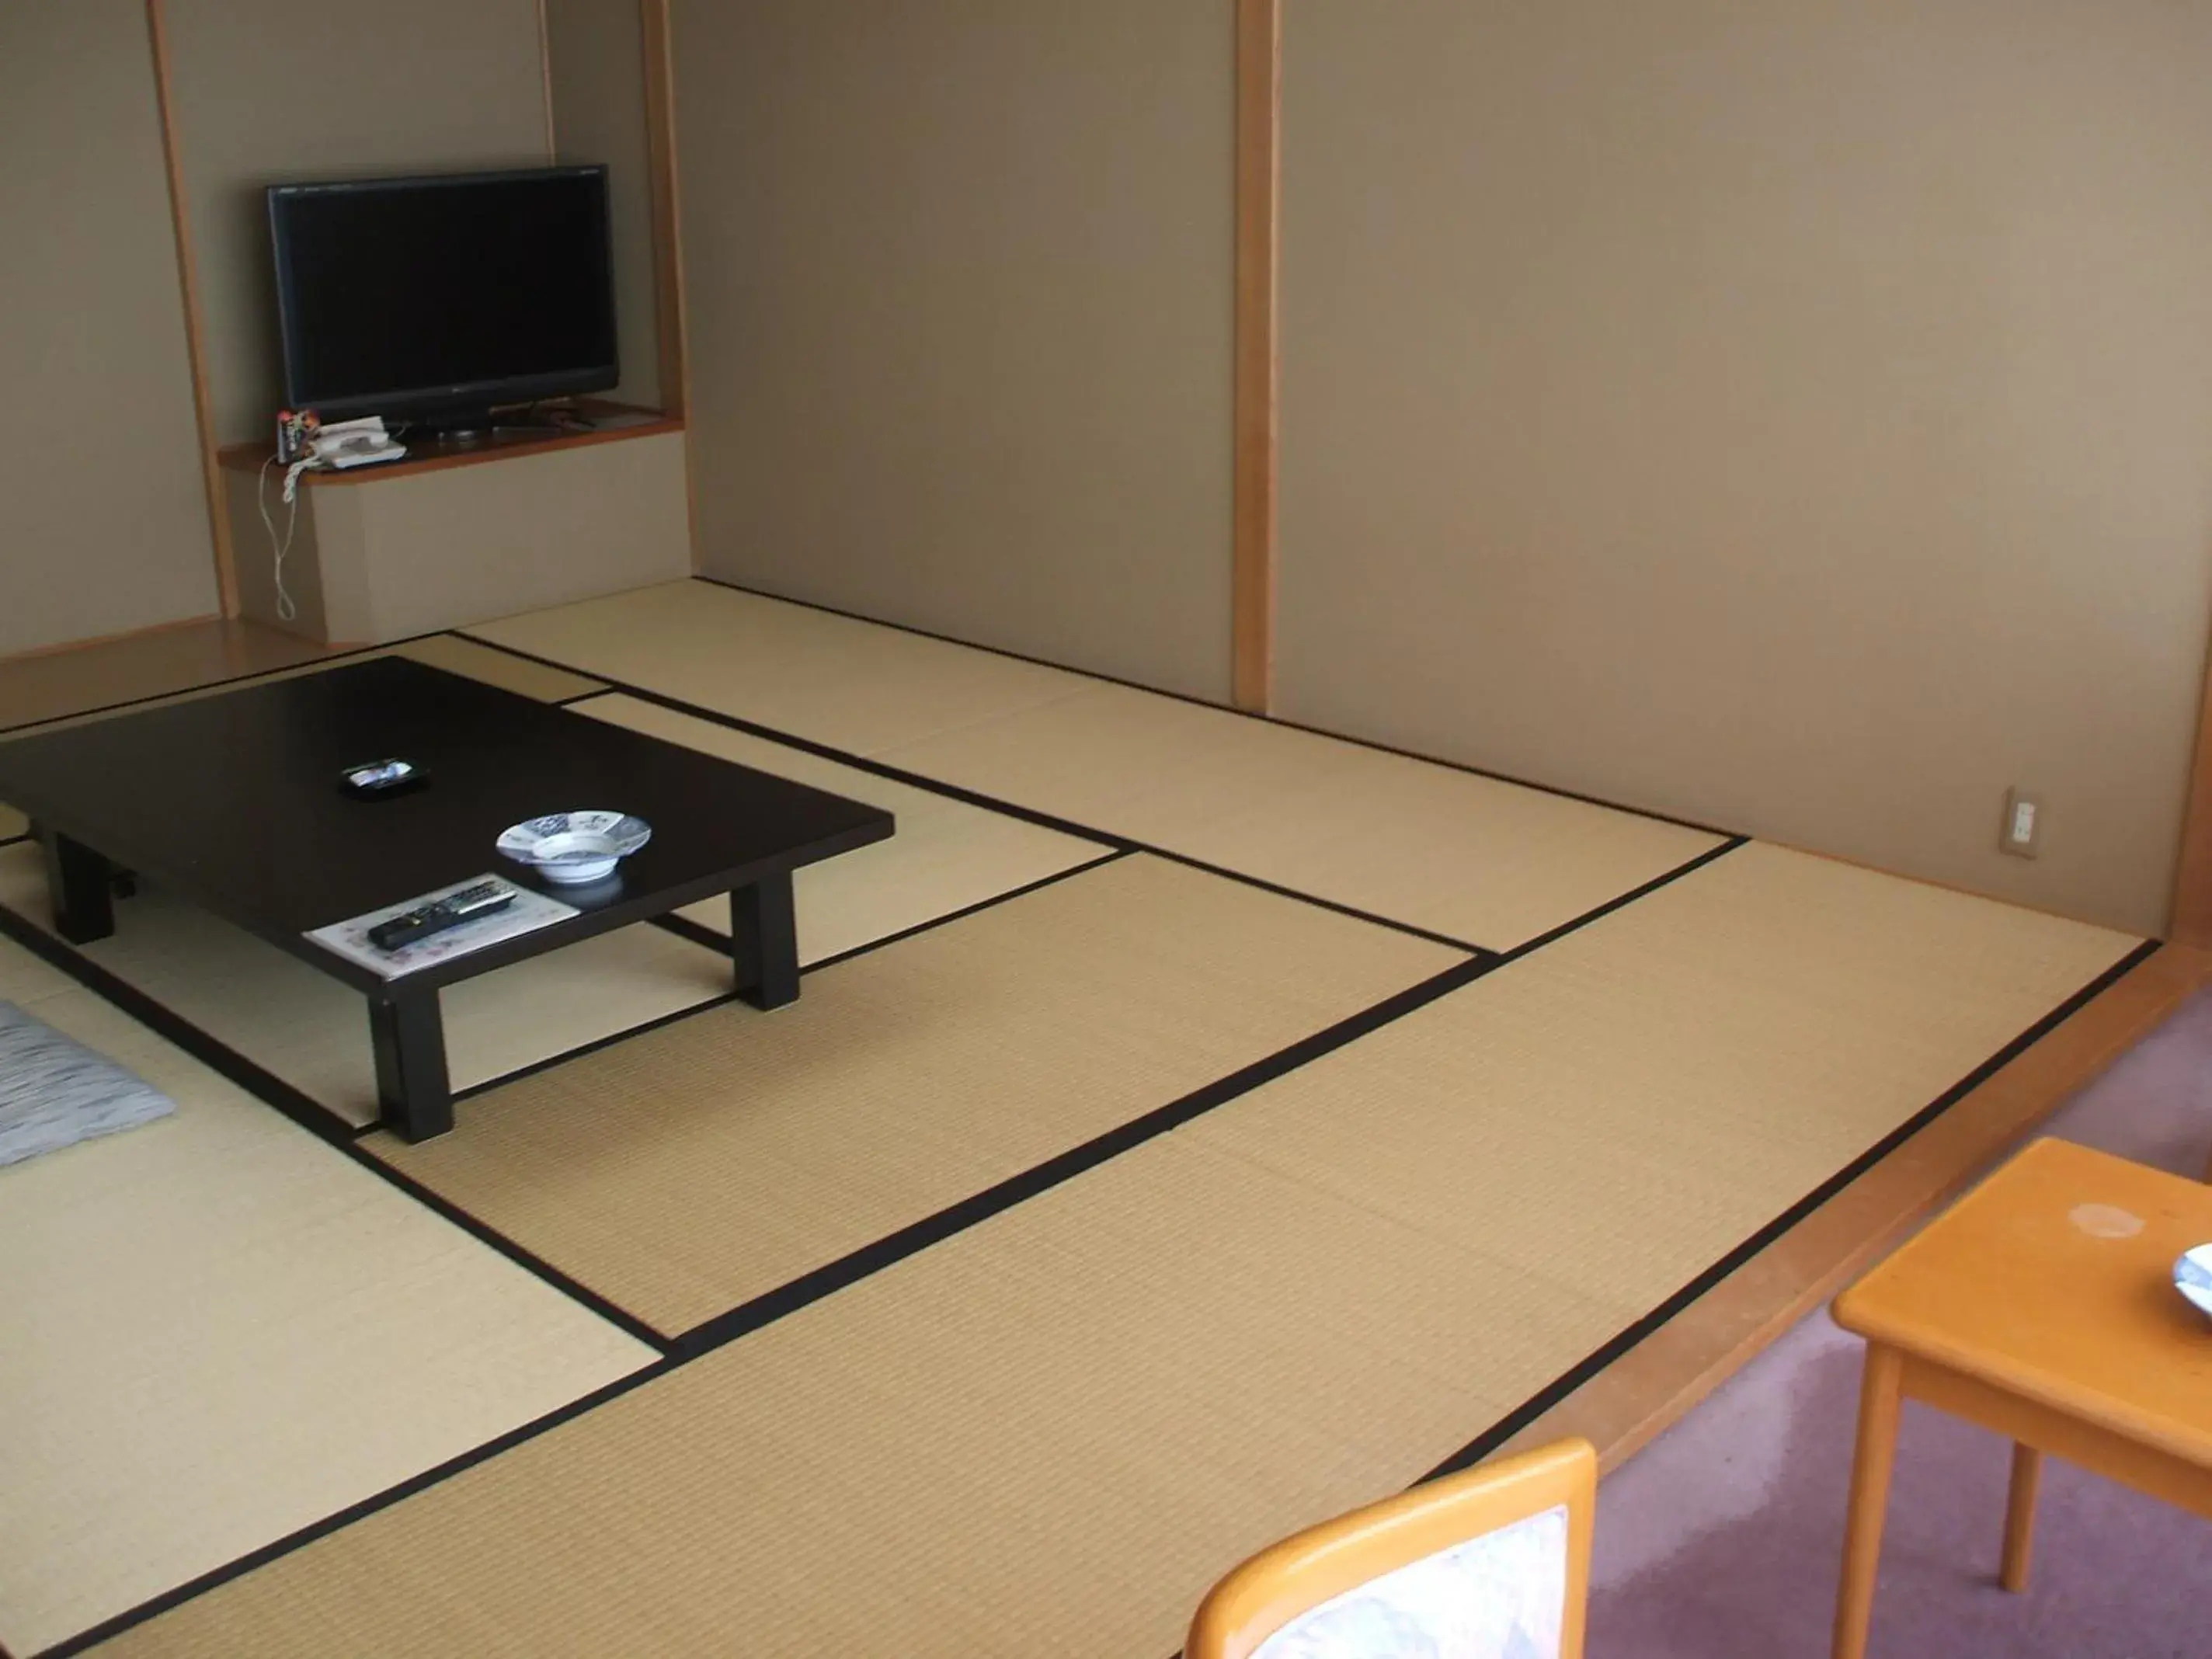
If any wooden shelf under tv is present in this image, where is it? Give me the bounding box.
[214,400,681,485]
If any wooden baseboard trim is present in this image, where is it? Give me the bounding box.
[1769,833,2135,934]
[0,613,223,669]
[1494,941,2212,1475]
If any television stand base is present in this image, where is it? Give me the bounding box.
[401,408,499,440]
[219,406,690,644]
[397,405,598,441]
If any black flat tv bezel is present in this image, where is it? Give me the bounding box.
[266,164,619,423]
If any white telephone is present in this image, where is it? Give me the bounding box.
[309,416,406,470]
[261,415,407,628]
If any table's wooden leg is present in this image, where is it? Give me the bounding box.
[731,871,798,1010]
[1832,1342,1905,1659]
[42,830,115,944]
[2000,1442,2042,1592]
[370,987,453,1141]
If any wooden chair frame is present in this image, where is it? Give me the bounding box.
[1186,1438,1598,1659]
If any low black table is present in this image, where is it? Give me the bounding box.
[0,657,893,1140]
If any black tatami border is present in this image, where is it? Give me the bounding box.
[666,837,1751,1363]
[0,899,669,1358]
[472,644,1497,956]
[687,572,1738,839]
[5,614,2161,1656]
[28,830,1748,1659]
[650,844,1136,976]
[0,631,436,743]
[447,848,1136,1108]
[33,1357,681,1659]
[0,628,611,744]
[1414,934,2166,1487]
[0,843,735,1145]
[33,835,2163,1659]
[0,839,1137,1338]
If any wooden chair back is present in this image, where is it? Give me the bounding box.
[1185,1438,1597,1659]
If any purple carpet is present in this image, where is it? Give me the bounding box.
[1588,988,2212,1657]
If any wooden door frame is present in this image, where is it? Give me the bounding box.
[640,0,690,422]
[2168,630,2212,943]
[1232,0,1281,713]
[144,0,239,619]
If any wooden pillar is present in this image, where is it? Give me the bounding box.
[1232,0,1282,712]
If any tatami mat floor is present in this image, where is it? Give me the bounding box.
[366,854,1462,1335]
[0,581,2154,1657]
[0,660,1106,1134]
[68,845,2139,1659]
[468,579,1094,759]
[471,582,1723,950]
[0,633,601,744]
[570,694,1109,963]
[0,941,652,1657]
[0,620,331,737]
[0,841,732,1129]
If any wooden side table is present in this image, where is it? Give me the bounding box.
[1829,1138,2212,1659]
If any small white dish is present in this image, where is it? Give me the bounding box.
[496,810,652,885]
[2178,1244,2212,1323]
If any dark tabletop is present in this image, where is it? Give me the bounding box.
[0,657,892,986]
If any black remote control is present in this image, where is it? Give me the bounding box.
[367,882,516,952]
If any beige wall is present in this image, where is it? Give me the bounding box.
[544,0,662,410]
[673,0,1236,703]
[1277,2,2212,936]
[234,432,692,644]
[162,0,552,445]
[0,2,219,656]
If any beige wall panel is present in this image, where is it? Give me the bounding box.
[1277,2,2212,936]
[350,431,691,639]
[162,0,551,445]
[0,2,219,655]
[673,0,1236,703]
[544,0,662,409]
[304,485,376,642]
[233,440,688,645]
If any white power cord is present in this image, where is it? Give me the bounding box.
[256,453,311,623]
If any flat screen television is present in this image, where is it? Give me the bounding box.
[267,165,617,428]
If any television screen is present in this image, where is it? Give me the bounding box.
[267,165,617,422]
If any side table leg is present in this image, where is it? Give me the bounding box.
[1832,1343,1904,1659]
[43,831,115,944]
[2000,1442,2042,1592]
[370,988,454,1141]
[731,871,799,1010]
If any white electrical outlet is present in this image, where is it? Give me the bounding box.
[2001,788,2042,858]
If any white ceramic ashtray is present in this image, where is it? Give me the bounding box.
[2178,1244,2212,1323]
[496,811,652,885]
